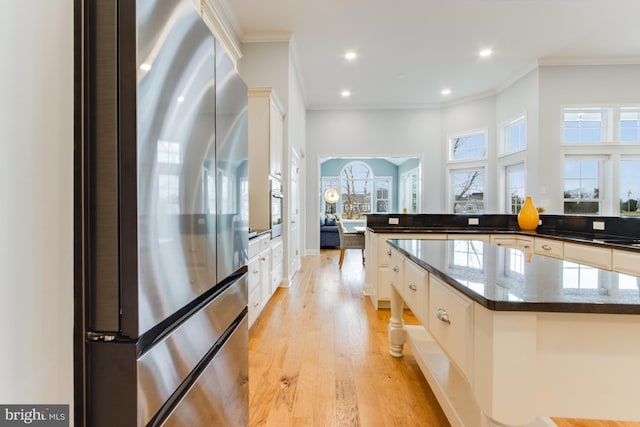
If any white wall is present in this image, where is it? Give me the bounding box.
[306,108,441,252]
[0,0,74,420]
[495,69,539,211]
[538,64,640,213]
[440,96,497,211]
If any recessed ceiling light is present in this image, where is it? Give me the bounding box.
[341,90,351,97]
[345,51,357,60]
[441,89,451,96]
[479,49,493,58]
[139,63,152,71]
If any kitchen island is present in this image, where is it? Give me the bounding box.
[387,238,640,427]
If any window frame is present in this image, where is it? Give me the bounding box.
[562,155,607,215]
[447,129,488,163]
[499,114,527,156]
[449,165,486,214]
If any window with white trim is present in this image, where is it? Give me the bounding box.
[620,108,640,143]
[449,131,487,161]
[505,163,525,214]
[563,157,603,214]
[501,116,526,154]
[619,157,640,215]
[563,108,606,143]
[452,167,484,213]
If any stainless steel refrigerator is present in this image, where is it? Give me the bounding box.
[77,0,249,425]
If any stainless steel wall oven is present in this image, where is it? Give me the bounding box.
[270,178,283,238]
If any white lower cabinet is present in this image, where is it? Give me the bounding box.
[428,276,474,383]
[247,234,276,329]
[612,249,640,276]
[534,237,564,259]
[564,242,612,270]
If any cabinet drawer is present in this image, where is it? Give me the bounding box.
[428,276,474,382]
[389,249,404,291]
[612,249,640,276]
[377,235,410,266]
[534,238,564,259]
[564,242,611,270]
[491,236,517,248]
[404,260,428,324]
[248,239,261,259]
[259,235,271,251]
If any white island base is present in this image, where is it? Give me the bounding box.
[401,325,556,427]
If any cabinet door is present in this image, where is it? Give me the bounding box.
[404,260,428,324]
[428,276,474,382]
[612,249,640,276]
[564,242,611,270]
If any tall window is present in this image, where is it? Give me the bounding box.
[563,108,606,143]
[620,108,640,143]
[619,158,640,216]
[374,178,390,213]
[563,157,602,214]
[452,168,484,213]
[449,131,487,161]
[506,163,525,214]
[501,116,526,154]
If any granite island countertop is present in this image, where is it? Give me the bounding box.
[388,238,640,315]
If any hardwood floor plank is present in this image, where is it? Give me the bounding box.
[249,250,450,427]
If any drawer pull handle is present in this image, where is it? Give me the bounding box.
[408,282,417,291]
[253,302,260,307]
[523,245,531,249]
[387,249,392,256]
[253,269,259,274]
[542,244,552,251]
[392,265,399,272]
[437,308,451,324]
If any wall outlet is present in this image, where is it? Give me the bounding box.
[593,221,605,230]
[389,217,399,225]
[468,218,479,225]
[538,219,542,226]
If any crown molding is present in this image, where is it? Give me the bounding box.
[241,31,294,44]
[200,0,243,65]
[538,56,640,66]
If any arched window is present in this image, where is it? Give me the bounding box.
[321,160,393,219]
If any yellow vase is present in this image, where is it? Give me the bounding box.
[517,196,539,231]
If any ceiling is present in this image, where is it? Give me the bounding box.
[221,0,640,110]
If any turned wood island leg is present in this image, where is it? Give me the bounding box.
[388,284,407,357]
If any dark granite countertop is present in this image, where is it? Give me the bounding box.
[248,229,271,240]
[388,238,640,315]
[368,226,640,252]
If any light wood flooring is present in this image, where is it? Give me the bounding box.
[248,249,640,427]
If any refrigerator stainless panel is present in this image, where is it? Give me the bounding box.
[215,39,249,282]
[137,274,247,425]
[161,316,249,427]
[134,0,217,336]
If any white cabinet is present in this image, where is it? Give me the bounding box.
[248,87,284,231]
[490,235,533,251]
[612,249,640,276]
[270,237,283,294]
[364,232,446,309]
[247,233,273,329]
[564,242,612,270]
[534,237,564,259]
[428,276,474,382]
